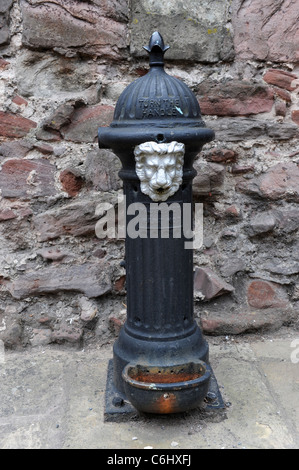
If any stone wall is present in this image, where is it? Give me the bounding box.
[0,0,298,349]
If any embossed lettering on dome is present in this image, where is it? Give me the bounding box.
[138,98,183,118]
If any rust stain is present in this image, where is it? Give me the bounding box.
[155,392,177,414]
[129,365,204,384]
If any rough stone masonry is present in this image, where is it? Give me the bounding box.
[0,0,298,350]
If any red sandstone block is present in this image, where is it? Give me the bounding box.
[238,162,299,203]
[292,110,299,126]
[21,0,128,59]
[259,162,299,201]
[61,104,114,142]
[194,267,234,300]
[0,208,17,221]
[263,69,298,91]
[232,0,299,62]
[12,95,28,107]
[0,159,57,198]
[247,280,289,309]
[0,58,9,69]
[197,79,274,116]
[59,169,84,197]
[0,111,36,138]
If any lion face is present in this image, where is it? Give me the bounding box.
[134,141,184,202]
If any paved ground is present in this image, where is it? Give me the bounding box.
[0,327,298,449]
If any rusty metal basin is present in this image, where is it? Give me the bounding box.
[122,361,211,414]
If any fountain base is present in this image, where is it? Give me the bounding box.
[104,358,226,422]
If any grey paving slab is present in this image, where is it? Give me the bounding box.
[0,330,298,449]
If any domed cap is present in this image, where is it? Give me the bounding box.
[98,32,214,155]
[112,32,204,127]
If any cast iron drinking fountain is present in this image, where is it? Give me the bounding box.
[98,32,225,419]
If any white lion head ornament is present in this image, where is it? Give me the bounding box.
[134,141,185,202]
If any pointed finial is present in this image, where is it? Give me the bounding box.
[143,31,170,66]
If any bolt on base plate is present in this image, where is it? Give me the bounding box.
[104,359,226,422]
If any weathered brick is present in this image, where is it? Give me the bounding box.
[33,143,54,155]
[12,95,28,107]
[61,104,114,143]
[30,328,52,347]
[42,101,78,132]
[193,161,225,196]
[272,86,291,103]
[275,101,287,117]
[51,321,83,345]
[204,148,237,164]
[37,101,114,143]
[33,194,117,241]
[292,110,299,126]
[108,309,126,336]
[209,118,298,142]
[0,207,17,221]
[263,69,298,91]
[113,275,126,293]
[259,163,299,202]
[9,261,112,299]
[36,100,83,141]
[0,111,37,138]
[247,280,289,309]
[59,169,84,197]
[231,164,254,175]
[194,267,234,300]
[0,58,9,69]
[237,162,299,202]
[21,0,128,59]
[33,198,98,241]
[0,201,33,222]
[200,309,287,335]
[0,159,57,198]
[197,79,274,116]
[85,149,122,192]
[224,205,241,219]
[232,0,299,62]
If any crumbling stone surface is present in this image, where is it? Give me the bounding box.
[20,0,129,59]
[59,169,84,197]
[32,194,118,241]
[0,111,36,138]
[263,69,298,91]
[208,118,299,142]
[197,79,274,116]
[8,261,112,299]
[238,162,299,202]
[0,0,13,46]
[247,280,289,309]
[130,0,234,63]
[0,159,57,198]
[0,0,298,349]
[193,162,225,196]
[232,0,299,62]
[194,267,234,301]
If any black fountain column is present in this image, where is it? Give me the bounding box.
[98,32,224,417]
